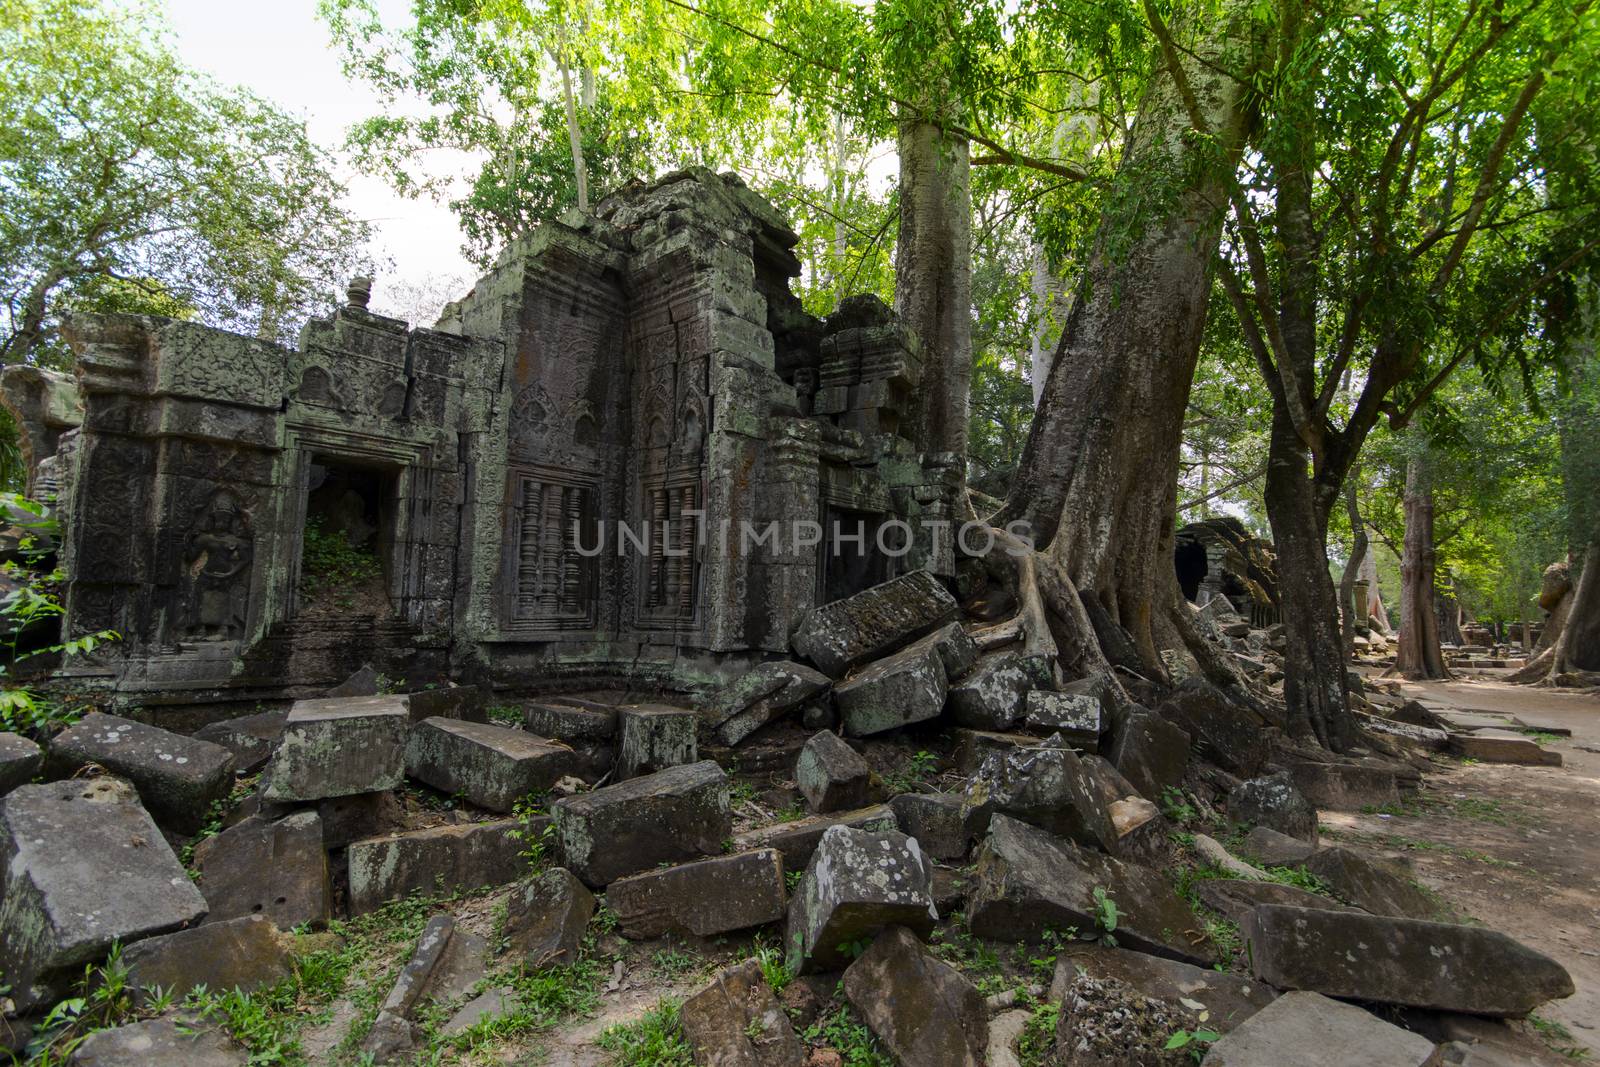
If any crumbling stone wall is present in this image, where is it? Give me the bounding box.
[19,169,953,698]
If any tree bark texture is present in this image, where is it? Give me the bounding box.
[1396,449,1451,679]
[895,117,972,461]
[994,0,1265,673]
[1338,476,1367,658]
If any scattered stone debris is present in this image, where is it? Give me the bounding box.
[790,570,958,676]
[193,810,332,929]
[346,819,526,914]
[785,825,936,974]
[1201,990,1439,1066]
[404,716,577,811]
[681,958,806,1066]
[46,712,234,834]
[261,696,409,802]
[843,925,988,1067]
[502,867,594,968]
[551,760,731,886]
[615,704,699,780]
[608,848,786,938]
[795,730,875,812]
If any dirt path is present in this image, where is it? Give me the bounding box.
[1329,674,1600,1057]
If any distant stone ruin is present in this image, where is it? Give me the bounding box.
[2,170,957,704]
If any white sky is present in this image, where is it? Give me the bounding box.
[159,0,478,317]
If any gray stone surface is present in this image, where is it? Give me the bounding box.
[1051,944,1276,1034]
[785,825,936,974]
[844,926,987,1067]
[1199,991,1437,1066]
[194,710,287,776]
[1284,758,1405,810]
[960,739,1117,851]
[795,730,874,812]
[69,1018,247,1066]
[1106,795,1172,867]
[1196,880,1358,926]
[261,696,409,802]
[1109,711,1190,802]
[1238,826,1316,867]
[834,636,948,736]
[918,620,979,679]
[503,867,595,967]
[615,704,699,780]
[442,988,519,1037]
[46,713,235,834]
[790,570,958,676]
[967,815,1210,965]
[524,701,616,742]
[608,848,786,938]
[1228,771,1318,844]
[0,730,42,794]
[1449,729,1562,766]
[890,791,968,861]
[704,660,831,746]
[122,915,293,998]
[730,803,898,872]
[1024,687,1104,747]
[405,716,578,811]
[681,958,806,1067]
[946,651,1033,730]
[347,819,527,913]
[1156,679,1268,776]
[405,684,488,724]
[193,811,331,929]
[1241,905,1574,1016]
[0,778,208,1009]
[1303,847,1437,919]
[1052,971,1205,1066]
[552,760,730,886]
[953,728,1038,773]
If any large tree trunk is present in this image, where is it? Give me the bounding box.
[1359,550,1390,633]
[1396,449,1451,679]
[994,0,1265,674]
[1338,476,1367,658]
[1264,405,1356,749]
[895,117,972,460]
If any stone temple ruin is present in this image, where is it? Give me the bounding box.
[4,169,958,706]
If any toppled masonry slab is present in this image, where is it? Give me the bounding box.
[608,848,787,938]
[1199,991,1437,1067]
[1303,847,1436,920]
[524,701,616,742]
[890,791,968,860]
[552,760,730,886]
[834,635,948,736]
[1024,686,1104,747]
[785,825,936,974]
[731,803,897,872]
[966,815,1210,965]
[47,712,234,834]
[946,651,1033,731]
[405,716,577,812]
[844,926,987,1067]
[1241,904,1574,1016]
[1448,729,1562,766]
[791,570,958,676]
[193,811,331,929]
[1109,711,1190,802]
[1228,771,1318,844]
[502,867,594,968]
[680,958,806,1067]
[961,739,1117,851]
[69,1018,248,1066]
[616,705,698,780]
[261,696,409,802]
[704,660,830,746]
[1238,826,1316,866]
[193,710,287,776]
[1195,880,1357,926]
[1283,758,1405,810]
[122,915,293,999]
[796,730,875,812]
[0,778,208,1009]
[1051,944,1276,1034]
[347,819,527,914]
[0,730,42,794]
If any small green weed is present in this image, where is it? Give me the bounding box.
[597,998,692,1065]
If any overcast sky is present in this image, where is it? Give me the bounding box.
[159,0,478,317]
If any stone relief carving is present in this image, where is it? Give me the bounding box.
[181,488,254,642]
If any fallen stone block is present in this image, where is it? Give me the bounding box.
[524,701,617,742]
[796,731,875,813]
[960,739,1117,851]
[327,664,381,697]
[609,848,786,938]
[1200,990,1438,1066]
[1108,711,1190,802]
[373,913,487,1021]
[122,915,292,999]
[844,926,987,1067]
[1393,700,1448,729]
[405,717,578,812]
[193,811,331,929]
[790,569,958,676]
[615,704,698,780]
[890,791,968,861]
[1024,687,1105,748]
[1106,796,1172,867]
[731,804,897,872]
[966,815,1210,965]
[1238,826,1316,867]
[946,652,1033,731]
[1050,944,1276,1034]
[704,660,831,746]
[785,825,936,974]
[1284,758,1405,810]
[1195,833,1272,881]
[260,696,409,802]
[1228,771,1318,844]
[552,760,730,886]
[834,637,947,737]
[442,989,519,1037]
[681,958,806,1067]
[918,620,979,678]
[1195,880,1358,927]
[1448,729,1562,766]
[0,778,208,1009]
[1358,713,1449,753]
[953,728,1038,774]
[194,710,287,776]
[347,819,527,914]
[1303,847,1437,919]
[285,790,406,850]
[1053,971,1209,1066]
[1241,905,1573,1016]
[69,1018,247,1066]
[0,730,42,794]
[404,684,488,724]
[1156,679,1268,776]
[46,712,234,833]
[502,867,594,967]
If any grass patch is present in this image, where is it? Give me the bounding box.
[1018,1003,1059,1067]
[597,998,692,1065]
[804,1004,893,1067]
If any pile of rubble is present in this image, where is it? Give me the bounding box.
[0,570,1575,1064]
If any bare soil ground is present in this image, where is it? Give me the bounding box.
[1331,671,1600,1058]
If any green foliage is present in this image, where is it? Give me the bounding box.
[1165,1026,1221,1062]
[510,795,555,870]
[1018,1002,1059,1067]
[0,0,371,362]
[1091,887,1119,946]
[297,516,382,609]
[882,749,939,795]
[754,941,793,995]
[596,998,692,1066]
[804,1004,893,1067]
[24,945,157,1064]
